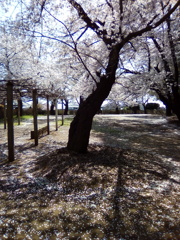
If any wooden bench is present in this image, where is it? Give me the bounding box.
[31,126,48,139]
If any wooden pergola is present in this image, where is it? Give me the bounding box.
[0,79,64,162]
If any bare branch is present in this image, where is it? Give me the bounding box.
[121,68,141,75]
[123,0,180,43]
[67,0,111,45]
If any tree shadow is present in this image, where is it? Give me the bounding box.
[91,117,180,162]
[21,146,178,239]
[0,114,180,239]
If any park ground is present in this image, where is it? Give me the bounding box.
[0,114,180,239]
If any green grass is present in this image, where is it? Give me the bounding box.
[58,118,72,127]
[0,115,73,126]
[62,117,73,126]
[13,115,33,121]
[21,115,33,120]
[13,115,33,125]
[57,117,73,127]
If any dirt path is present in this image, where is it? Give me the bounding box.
[0,113,180,166]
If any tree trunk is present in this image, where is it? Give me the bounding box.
[67,109,94,153]
[165,104,172,116]
[157,91,180,120]
[19,98,23,116]
[67,79,114,152]
[64,99,69,115]
[171,93,180,121]
[67,45,121,153]
[50,100,55,115]
[144,106,147,114]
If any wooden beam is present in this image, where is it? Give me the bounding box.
[33,89,38,146]
[61,99,64,126]
[3,99,6,130]
[18,98,21,125]
[47,95,50,135]
[55,99,58,131]
[7,81,14,162]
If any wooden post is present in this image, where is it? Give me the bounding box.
[7,81,14,162]
[55,99,58,131]
[33,89,38,146]
[61,99,64,126]
[3,99,6,130]
[47,95,50,135]
[18,98,21,125]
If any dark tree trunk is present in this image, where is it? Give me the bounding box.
[50,100,55,115]
[166,104,172,116]
[115,107,119,114]
[152,19,180,121]
[156,91,180,120]
[67,45,121,153]
[171,93,180,121]
[143,104,147,114]
[174,107,180,121]
[67,79,114,153]
[64,99,69,115]
[19,98,23,116]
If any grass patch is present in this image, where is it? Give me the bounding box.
[62,117,73,126]
[20,115,34,120]
[57,117,73,127]
[58,117,73,126]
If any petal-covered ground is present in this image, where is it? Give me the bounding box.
[0,114,180,239]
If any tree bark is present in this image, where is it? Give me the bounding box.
[166,104,172,117]
[171,93,180,121]
[50,99,55,115]
[64,99,69,115]
[67,45,121,153]
[67,79,114,152]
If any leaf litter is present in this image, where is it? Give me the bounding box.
[0,114,180,239]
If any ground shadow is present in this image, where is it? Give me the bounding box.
[0,114,180,239]
[91,116,180,161]
[17,146,178,239]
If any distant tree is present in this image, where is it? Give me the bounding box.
[149,13,180,119]
[112,7,180,119]
[145,103,159,110]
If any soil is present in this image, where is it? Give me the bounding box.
[0,114,180,239]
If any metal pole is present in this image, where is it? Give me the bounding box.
[7,81,14,162]
[33,89,38,146]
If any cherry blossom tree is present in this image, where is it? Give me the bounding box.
[65,0,180,152]
[1,0,179,152]
[113,7,180,119]
[149,12,180,119]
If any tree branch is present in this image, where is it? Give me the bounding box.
[123,0,180,43]
[67,0,111,45]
